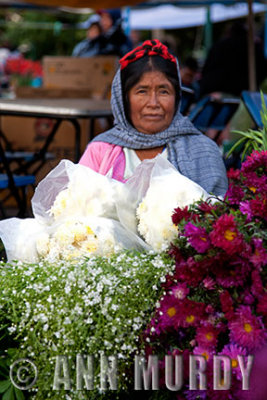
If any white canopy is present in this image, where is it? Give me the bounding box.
[128,3,267,30]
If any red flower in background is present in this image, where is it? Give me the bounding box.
[4,57,43,81]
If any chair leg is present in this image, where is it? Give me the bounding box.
[0,201,7,219]
[17,188,27,218]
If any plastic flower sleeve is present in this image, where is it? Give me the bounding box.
[0,217,48,262]
[115,157,155,234]
[117,155,210,251]
[32,159,123,224]
[0,160,150,262]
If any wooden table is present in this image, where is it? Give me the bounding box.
[0,98,113,170]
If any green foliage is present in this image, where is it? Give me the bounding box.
[0,10,88,60]
[227,92,267,160]
[0,352,25,400]
[0,251,174,399]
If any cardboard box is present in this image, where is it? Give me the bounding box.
[42,56,118,98]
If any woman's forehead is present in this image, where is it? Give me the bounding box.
[135,70,172,84]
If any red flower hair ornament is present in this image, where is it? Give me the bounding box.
[119,39,177,70]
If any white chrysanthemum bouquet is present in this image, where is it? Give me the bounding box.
[0,155,210,262]
[117,156,209,251]
[0,160,148,262]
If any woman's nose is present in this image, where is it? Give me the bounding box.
[147,92,159,107]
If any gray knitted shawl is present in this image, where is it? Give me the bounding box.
[93,69,228,196]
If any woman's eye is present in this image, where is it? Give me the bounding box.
[136,89,147,94]
[159,89,169,94]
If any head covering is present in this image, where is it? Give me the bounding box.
[78,14,100,30]
[94,39,200,149]
[97,9,121,25]
[93,40,228,196]
[120,39,176,70]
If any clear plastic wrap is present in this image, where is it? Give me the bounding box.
[0,160,149,262]
[117,155,210,251]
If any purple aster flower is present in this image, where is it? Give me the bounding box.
[249,238,267,268]
[241,150,267,175]
[240,201,253,222]
[170,283,190,300]
[219,343,247,381]
[184,222,211,253]
[229,306,267,352]
[184,388,207,400]
[225,183,244,205]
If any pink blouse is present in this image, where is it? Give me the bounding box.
[79,142,126,182]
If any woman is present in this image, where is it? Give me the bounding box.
[79,39,228,196]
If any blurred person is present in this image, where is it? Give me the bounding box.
[72,15,102,57]
[197,22,267,146]
[199,21,266,98]
[130,29,142,48]
[73,9,132,58]
[180,56,199,89]
[97,8,132,57]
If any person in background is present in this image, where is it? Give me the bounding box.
[129,29,142,48]
[79,39,228,197]
[198,22,267,148]
[73,9,132,58]
[180,56,199,89]
[180,56,200,109]
[72,15,102,57]
[97,8,132,57]
[198,21,266,98]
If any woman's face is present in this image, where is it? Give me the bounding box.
[128,70,176,135]
[100,12,113,33]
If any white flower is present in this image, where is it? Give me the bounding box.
[136,157,209,251]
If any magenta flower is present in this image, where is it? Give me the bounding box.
[193,345,215,362]
[184,222,211,253]
[229,306,267,351]
[210,214,244,255]
[251,270,264,298]
[184,388,207,400]
[243,171,267,194]
[227,167,241,180]
[241,150,267,175]
[249,196,267,220]
[219,343,247,381]
[157,295,181,331]
[215,259,249,288]
[220,290,234,321]
[257,293,267,317]
[175,298,206,328]
[172,206,197,225]
[225,183,244,205]
[170,283,189,300]
[249,238,267,268]
[240,200,253,221]
[197,202,217,214]
[203,277,216,290]
[243,291,255,305]
[195,324,219,349]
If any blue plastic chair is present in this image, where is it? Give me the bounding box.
[188,95,240,143]
[0,141,35,218]
[241,91,267,129]
[180,87,195,115]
